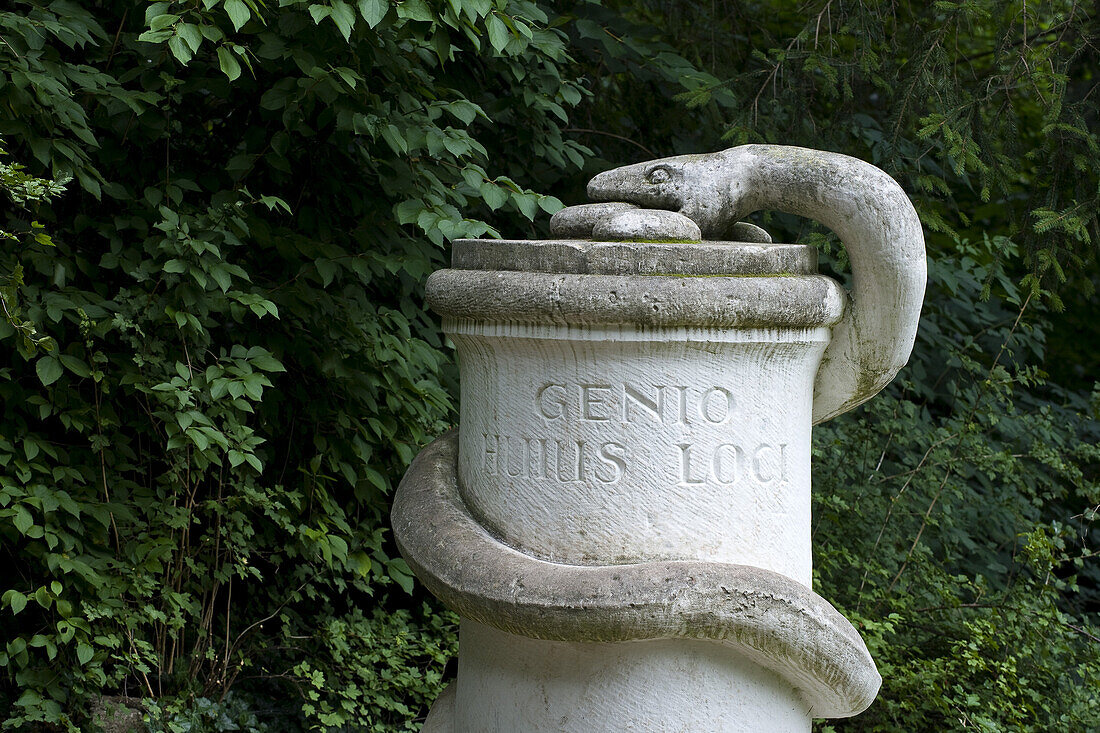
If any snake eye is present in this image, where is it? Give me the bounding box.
[646,166,672,184]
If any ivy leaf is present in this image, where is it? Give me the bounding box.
[76,643,94,665]
[36,356,63,386]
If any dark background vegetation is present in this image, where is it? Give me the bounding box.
[0,0,1097,730]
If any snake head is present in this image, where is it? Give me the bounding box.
[586,149,755,239]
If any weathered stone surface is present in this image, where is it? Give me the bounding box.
[393,432,882,721]
[590,207,702,242]
[400,144,924,732]
[427,269,845,330]
[88,696,143,733]
[549,202,636,238]
[454,622,815,732]
[420,683,455,733]
[587,144,926,424]
[729,221,772,243]
[451,238,815,276]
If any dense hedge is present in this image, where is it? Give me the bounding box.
[1,0,1097,730]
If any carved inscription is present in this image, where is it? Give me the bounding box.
[535,383,735,425]
[481,382,789,488]
[481,434,626,484]
[676,442,788,487]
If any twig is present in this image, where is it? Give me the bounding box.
[885,291,1033,596]
[561,128,656,158]
[912,602,1100,643]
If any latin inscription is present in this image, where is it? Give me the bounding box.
[481,434,626,484]
[481,382,789,488]
[535,383,735,425]
[676,442,788,487]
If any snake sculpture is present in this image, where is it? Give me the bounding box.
[586,144,927,424]
[394,145,927,721]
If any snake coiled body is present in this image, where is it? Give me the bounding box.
[587,144,927,423]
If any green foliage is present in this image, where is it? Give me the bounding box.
[553,1,1100,729]
[1,0,1097,730]
[0,140,67,350]
[288,606,457,731]
[0,0,577,728]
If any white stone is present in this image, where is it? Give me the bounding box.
[451,320,825,583]
[396,144,926,732]
[591,207,702,242]
[549,202,637,238]
[394,432,882,724]
[454,621,811,733]
[587,144,927,423]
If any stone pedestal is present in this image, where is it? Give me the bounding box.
[393,145,926,732]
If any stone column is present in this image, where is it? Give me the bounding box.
[393,145,926,732]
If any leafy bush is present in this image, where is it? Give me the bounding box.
[0,0,574,728]
[1,0,1097,731]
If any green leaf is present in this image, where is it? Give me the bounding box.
[487,13,509,53]
[330,0,356,40]
[448,100,478,125]
[149,13,180,32]
[348,551,372,576]
[60,355,91,377]
[168,35,193,64]
[397,0,433,22]
[510,191,536,220]
[537,195,564,214]
[249,354,286,372]
[177,23,203,52]
[387,558,415,594]
[76,643,94,665]
[480,182,507,210]
[315,259,337,286]
[3,590,27,615]
[217,46,242,81]
[358,0,388,27]
[36,356,63,386]
[223,0,250,31]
